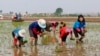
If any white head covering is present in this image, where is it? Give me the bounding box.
[18,29,26,37]
[37,19,46,28]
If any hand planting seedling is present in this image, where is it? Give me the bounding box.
[23,40,28,44]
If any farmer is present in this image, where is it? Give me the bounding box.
[44,21,52,32]
[12,13,18,20]
[59,22,73,46]
[45,21,59,32]
[29,19,46,46]
[50,21,59,31]
[12,28,26,47]
[73,15,87,43]
[47,21,59,43]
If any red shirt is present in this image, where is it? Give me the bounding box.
[32,28,42,35]
[60,26,72,38]
[49,21,57,29]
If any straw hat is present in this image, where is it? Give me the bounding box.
[18,29,26,37]
[37,19,46,28]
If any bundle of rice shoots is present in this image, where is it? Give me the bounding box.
[41,33,51,45]
[55,44,62,52]
[70,37,75,40]
[23,40,28,44]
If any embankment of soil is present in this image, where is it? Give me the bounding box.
[2,16,100,22]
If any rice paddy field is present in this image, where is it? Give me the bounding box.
[0,20,100,56]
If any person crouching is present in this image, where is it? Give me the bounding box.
[73,15,87,43]
[12,28,26,48]
[60,22,73,46]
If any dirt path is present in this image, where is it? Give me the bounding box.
[2,16,100,22]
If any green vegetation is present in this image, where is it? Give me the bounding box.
[55,44,63,52]
[54,8,63,16]
[41,32,51,45]
[0,22,100,46]
[0,21,100,56]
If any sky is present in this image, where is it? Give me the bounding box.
[0,0,100,14]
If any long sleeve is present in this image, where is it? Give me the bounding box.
[83,22,86,28]
[73,21,80,28]
[33,28,42,35]
[60,27,66,38]
[60,29,64,38]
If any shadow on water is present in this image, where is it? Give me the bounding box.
[12,22,24,28]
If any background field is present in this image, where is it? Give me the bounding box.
[2,16,100,22]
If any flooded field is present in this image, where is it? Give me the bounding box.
[0,21,100,56]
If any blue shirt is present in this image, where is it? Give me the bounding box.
[12,28,21,36]
[29,21,42,31]
[73,20,86,29]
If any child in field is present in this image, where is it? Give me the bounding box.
[29,19,46,46]
[73,15,87,43]
[59,22,73,46]
[12,28,26,47]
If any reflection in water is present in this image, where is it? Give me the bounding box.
[56,44,85,56]
[13,48,18,56]
[71,44,85,56]
[56,45,68,56]
[13,47,27,56]
[30,46,38,56]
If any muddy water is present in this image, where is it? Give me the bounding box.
[0,22,100,56]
